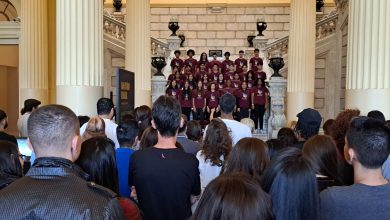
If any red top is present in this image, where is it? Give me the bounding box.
[184,58,198,74]
[207,60,222,70]
[247,80,255,88]
[119,198,142,220]
[234,58,248,73]
[180,89,193,108]
[221,59,234,74]
[249,57,263,72]
[223,72,234,81]
[166,88,180,99]
[221,87,236,96]
[170,58,184,72]
[207,90,220,108]
[192,89,206,108]
[252,86,268,105]
[254,71,267,81]
[232,80,241,89]
[236,89,251,109]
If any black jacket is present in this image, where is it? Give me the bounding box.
[0,157,124,220]
[0,171,19,190]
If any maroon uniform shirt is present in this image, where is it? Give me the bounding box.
[207,60,222,70]
[221,60,234,74]
[207,90,220,109]
[184,58,198,74]
[180,89,192,108]
[170,58,184,72]
[252,86,268,105]
[249,57,263,72]
[166,88,180,100]
[234,58,248,73]
[232,80,241,89]
[236,89,251,109]
[192,90,206,109]
[254,71,267,81]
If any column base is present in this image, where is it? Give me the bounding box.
[346,89,390,119]
[287,91,314,124]
[20,88,48,110]
[56,85,103,116]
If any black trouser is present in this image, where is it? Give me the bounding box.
[193,108,205,121]
[182,107,191,120]
[239,108,250,120]
[253,104,265,130]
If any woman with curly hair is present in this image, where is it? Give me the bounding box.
[331,109,360,185]
[193,118,232,211]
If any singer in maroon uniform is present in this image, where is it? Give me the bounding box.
[235,81,251,120]
[206,82,220,120]
[192,80,207,122]
[170,50,184,73]
[180,80,193,120]
[249,48,263,72]
[251,78,268,131]
[184,49,197,74]
[207,53,221,73]
[221,51,234,74]
[234,50,248,73]
[165,80,180,100]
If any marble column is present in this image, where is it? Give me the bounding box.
[19,0,48,108]
[56,0,104,116]
[269,77,288,138]
[126,0,152,107]
[345,0,390,118]
[286,0,316,122]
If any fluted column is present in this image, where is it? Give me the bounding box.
[345,0,390,118]
[126,0,152,107]
[19,0,48,108]
[56,0,103,116]
[286,0,316,122]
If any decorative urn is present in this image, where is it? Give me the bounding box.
[168,17,180,36]
[113,0,122,12]
[269,54,285,77]
[151,57,167,76]
[247,32,256,47]
[256,18,267,36]
[178,32,186,47]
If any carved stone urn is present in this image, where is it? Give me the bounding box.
[168,17,180,36]
[269,56,285,77]
[316,0,324,12]
[152,57,167,76]
[247,33,256,47]
[256,18,267,36]
[113,0,122,12]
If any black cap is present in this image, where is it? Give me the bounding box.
[187,49,195,56]
[0,109,6,121]
[224,52,230,56]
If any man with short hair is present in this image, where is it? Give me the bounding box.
[129,96,200,220]
[177,114,200,155]
[234,50,248,73]
[171,50,184,73]
[291,108,322,149]
[0,105,124,219]
[80,98,120,148]
[214,93,252,145]
[320,117,390,220]
[116,120,139,198]
[184,49,197,74]
[367,110,386,121]
[249,48,263,72]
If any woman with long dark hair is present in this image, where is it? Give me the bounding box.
[0,141,23,190]
[262,147,319,220]
[251,78,268,132]
[235,81,251,120]
[76,137,141,220]
[134,105,152,142]
[192,80,206,122]
[180,80,193,120]
[222,137,269,181]
[277,127,298,148]
[192,172,275,220]
[165,80,180,100]
[303,135,343,191]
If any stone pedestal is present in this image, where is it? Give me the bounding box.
[56,0,103,116]
[345,0,390,118]
[151,75,168,103]
[253,36,268,50]
[19,0,48,108]
[268,77,288,138]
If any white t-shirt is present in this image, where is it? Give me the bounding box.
[80,118,120,148]
[17,113,31,137]
[220,118,252,145]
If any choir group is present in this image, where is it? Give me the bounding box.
[165,48,269,131]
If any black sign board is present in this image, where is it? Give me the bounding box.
[116,68,135,124]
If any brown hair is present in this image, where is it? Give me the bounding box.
[303,135,342,184]
[223,137,270,179]
[201,119,232,166]
[193,172,275,220]
[331,109,360,154]
[82,116,106,141]
[139,126,158,150]
[135,105,152,138]
[322,119,335,136]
